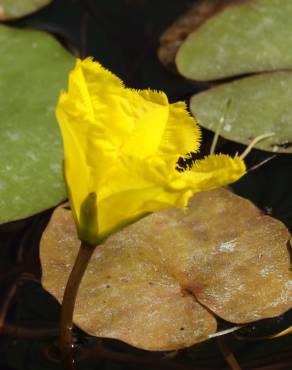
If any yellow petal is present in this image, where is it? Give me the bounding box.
[96,156,192,240]
[57,102,89,225]
[95,154,245,240]
[177,154,246,192]
[157,101,201,158]
[56,58,125,188]
[56,58,246,244]
[119,88,170,159]
[76,153,190,241]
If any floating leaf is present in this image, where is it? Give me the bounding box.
[176,0,292,81]
[0,25,74,224]
[180,190,291,324]
[40,188,292,350]
[160,0,292,153]
[40,204,217,351]
[0,0,51,20]
[158,0,230,70]
[190,71,292,153]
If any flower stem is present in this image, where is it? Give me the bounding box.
[60,241,96,370]
[217,336,242,370]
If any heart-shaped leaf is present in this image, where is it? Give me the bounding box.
[0,25,74,224]
[40,204,217,351]
[190,71,292,153]
[40,188,292,350]
[159,0,228,70]
[175,0,292,81]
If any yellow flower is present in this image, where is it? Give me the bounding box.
[56,58,245,245]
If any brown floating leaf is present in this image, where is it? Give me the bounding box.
[40,188,292,350]
[40,205,217,351]
[165,189,292,324]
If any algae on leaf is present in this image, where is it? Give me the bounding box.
[190,71,292,153]
[0,25,74,224]
[0,0,51,20]
[176,0,292,81]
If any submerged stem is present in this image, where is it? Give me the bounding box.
[217,336,242,370]
[60,241,97,370]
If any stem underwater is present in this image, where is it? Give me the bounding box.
[59,241,96,370]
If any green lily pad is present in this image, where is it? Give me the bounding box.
[190,71,292,153]
[0,0,51,20]
[176,0,292,81]
[0,25,74,224]
[159,0,229,70]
